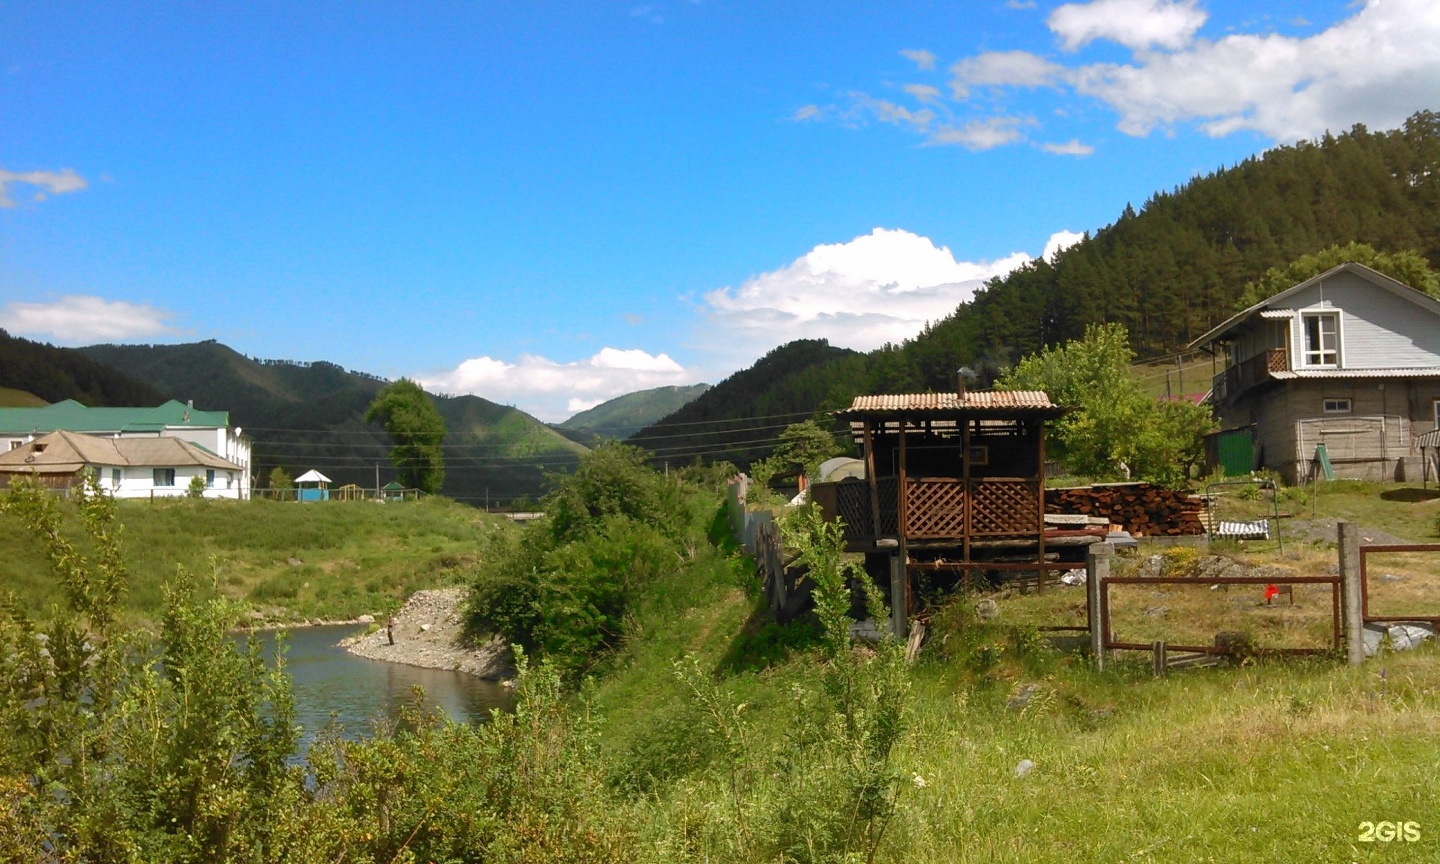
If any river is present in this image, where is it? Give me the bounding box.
[242,624,512,745]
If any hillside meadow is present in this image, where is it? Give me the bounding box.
[0,493,506,626]
[3,463,1438,861]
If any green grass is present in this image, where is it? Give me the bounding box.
[1132,354,1217,399]
[0,495,508,626]
[0,386,47,407]
[571,484,1440,862]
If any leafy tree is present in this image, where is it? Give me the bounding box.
[1234,242,1440,310]
[366,378,446,494]
[186,474,207,498]
[268,465,293,501]
[998,323,1213,483]
[770,419,844,482]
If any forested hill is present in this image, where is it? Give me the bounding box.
[885,112,1440,393]
[628,113,1440,468]
[627,340,867,469]
[556,383,711,444]
[78,340,584,506]
[0,329,167,407]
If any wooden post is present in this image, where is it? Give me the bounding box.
[897,420,910,627]
[1151,640,1167,676]
[1086,541,1114,669]
[1338,520,1365,665]
[863,421,881,538]
[1035,418,1047,591]
[961,419,972,566]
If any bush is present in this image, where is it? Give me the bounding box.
[468,443,702,675]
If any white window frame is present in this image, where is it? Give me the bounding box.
[1322,398,1352,414]
[153,468,176,487]
[111,467,122,487]
[1301,311,1341,368]
[206,469,216,487]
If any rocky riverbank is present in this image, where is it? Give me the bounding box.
[339,588,515,681]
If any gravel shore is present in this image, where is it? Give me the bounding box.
[339,588,515,681]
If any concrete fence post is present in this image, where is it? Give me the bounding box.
[1086,541,1114,670]
[888,551,907,639]
[1337,520,1365,665]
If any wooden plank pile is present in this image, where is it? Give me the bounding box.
[1046,483,1205,536]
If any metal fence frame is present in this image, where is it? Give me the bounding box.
[1359,543,1440,627]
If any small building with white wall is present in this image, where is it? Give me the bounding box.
[0,430,247,499]
[0,399,251,498]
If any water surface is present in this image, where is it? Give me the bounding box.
[242,624,512,744]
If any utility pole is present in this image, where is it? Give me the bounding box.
[375,463,380,497]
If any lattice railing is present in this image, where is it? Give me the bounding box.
[969,479,1040,535]
[834,481,872,541]
[875,477,899,535]
[906,479,967,538]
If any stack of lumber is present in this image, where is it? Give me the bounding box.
[1046,483,1205,536]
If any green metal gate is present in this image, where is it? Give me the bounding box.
[1215,428,1255,476]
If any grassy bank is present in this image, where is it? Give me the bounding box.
[0,494,505,625]
[564,478,1440,862]
[6,457,1437,861]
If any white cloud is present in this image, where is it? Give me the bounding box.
[1043,229,1086,261]
[568,397,607,413]
[0,295,179,343]
[419,347,695,422]
[1069,0,1440,141]
[793,104,822,121]
[950,51,1065,97]
[810,0,1440,152]
[899,48,937,70]
[0,168,88,207]
[1041,138,1095,156]
[698,228,1071,365]
[927,116,1034,150]
[1047,0,1207,52]
[903,83,943,104]
[845,94,936,132]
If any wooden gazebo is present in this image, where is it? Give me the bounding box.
[812,386,1099,634]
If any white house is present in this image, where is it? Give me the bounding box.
[0,430,247,499]
[0,399,252,498]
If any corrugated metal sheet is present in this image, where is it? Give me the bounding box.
[1271,368,1440,380]
[1259,309,1295,319]
[843,390,1056,413]
[1417,428,1440,449]
[0,399,231,435]
[0,430,243,472]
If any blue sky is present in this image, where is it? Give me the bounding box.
[4,1,1438,420]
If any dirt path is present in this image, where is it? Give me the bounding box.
[339,588,515,681]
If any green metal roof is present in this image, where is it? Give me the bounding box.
[0,400,232,435]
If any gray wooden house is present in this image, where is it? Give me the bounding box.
[1190,262,1440,483]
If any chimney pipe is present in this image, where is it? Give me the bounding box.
[956,368,966,400]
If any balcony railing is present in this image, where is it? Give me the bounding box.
[1212,348,1287,404]
[815,476,1041,543]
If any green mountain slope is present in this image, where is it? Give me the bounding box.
[627,340,866,469]
[0,329,167,407]
[0,387,48,408]
[78,340,585,505]
[632,113,1440,466]
[558,384,711,442]
[882,112,1440,393]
